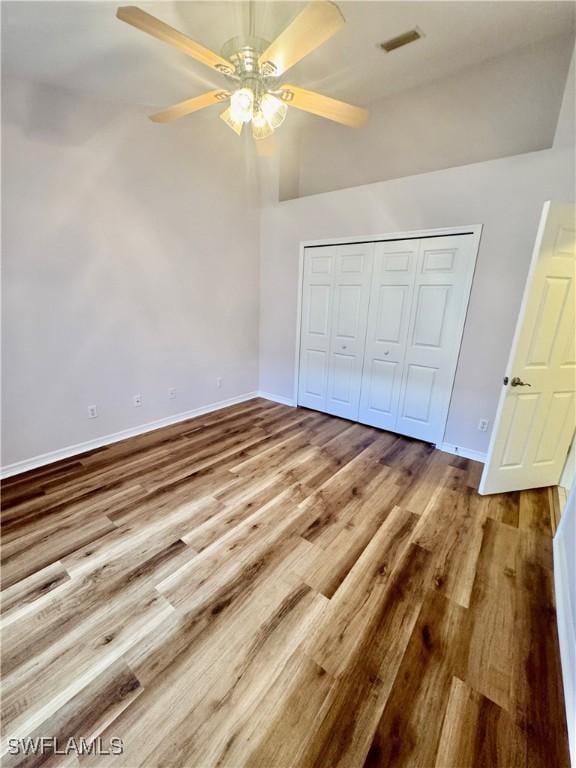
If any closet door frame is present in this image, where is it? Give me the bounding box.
[294,224,483,444]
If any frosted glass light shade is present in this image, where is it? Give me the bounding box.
[252,109,274,139]
[260,93,288,129]
[230,88,254,123]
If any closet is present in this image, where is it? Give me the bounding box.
[297,232,478,444]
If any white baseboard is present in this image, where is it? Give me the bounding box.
[1,395,484,479]
[1,392,259,479]
[257,391,297,407]
[436,442,487,463]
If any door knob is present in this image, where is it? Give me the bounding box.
[510,376,531,387]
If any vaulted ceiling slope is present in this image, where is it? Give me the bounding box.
[2,1,574,201]
[2,1,575,107]
[293,31,575,198]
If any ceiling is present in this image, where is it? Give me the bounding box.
[2,1,575,109]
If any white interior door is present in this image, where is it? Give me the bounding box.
[358,239,418,431]
[395,235,478,443]
[480,202,576,495]
[298,243,373,420]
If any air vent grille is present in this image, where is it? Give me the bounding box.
[380,29,422,53]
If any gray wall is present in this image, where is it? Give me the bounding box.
[1,76,260,467]
[553,480,576,767]
[2,40,574,467]
[295,34,574,198]
[259,145,575,454]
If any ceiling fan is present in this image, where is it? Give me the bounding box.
[116,1,368,139]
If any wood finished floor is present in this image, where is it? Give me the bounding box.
[0,398,569,768]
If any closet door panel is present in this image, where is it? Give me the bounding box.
[396,235,476,442]
[365,358,398,414]
[307,284,331,335]
[330,352,355,403]
[333,284,363,339]
[375,285,408,343]
[412,284,451,347]
[303,349,328,399]
[325,245,374,419]
[402,363,437,423]
[299,234,477,445]
[358,241,418,430]
[298,244,373,419]
[298,247,334,411]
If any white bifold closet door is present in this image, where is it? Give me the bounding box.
[298,233,477,445]
[359,235,476,442]
[357,239,419,432]
[298,242,373,420]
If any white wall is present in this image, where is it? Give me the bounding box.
[554,41,576,150]
[1,75,260,468]
[259,145,575,454]
[3,38,574,469]
[554,480,576,768]
[561,435,576,494]
[555,48,576,729]
[296,34,574,198]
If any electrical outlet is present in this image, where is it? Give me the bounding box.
[168,388,177,400]
[88,405,98,419]
[478,419,489,432]
[216,377,222,389]
[133,394,143,408]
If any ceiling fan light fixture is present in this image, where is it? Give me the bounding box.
[230,87,254,123]
[116,4,369,139]
[252,109,274,140]
[260,93,288,129]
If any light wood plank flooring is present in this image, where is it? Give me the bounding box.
[1,398,569,767]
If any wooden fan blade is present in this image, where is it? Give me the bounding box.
[117,6,234,75]
[280,85,368,127]
[150,90,229,123]
[259,1,344,76]
[220,107,243,136]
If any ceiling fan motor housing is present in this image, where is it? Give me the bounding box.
[221,36,282,103]
[116,4,368,132]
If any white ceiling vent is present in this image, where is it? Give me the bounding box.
[380,29,423,53]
